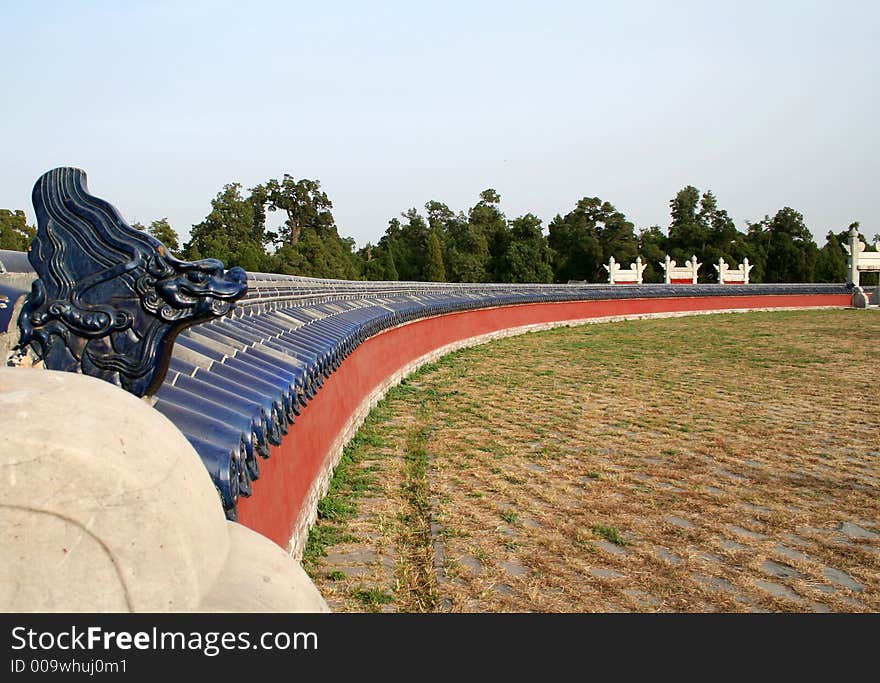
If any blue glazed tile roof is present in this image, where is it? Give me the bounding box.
[155,274,850,519]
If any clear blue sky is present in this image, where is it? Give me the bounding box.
[1,0,876,247]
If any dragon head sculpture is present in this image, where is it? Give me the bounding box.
[17,167,248,396]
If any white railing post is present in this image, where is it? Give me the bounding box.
[845,225,860,287]
[604,256,644,284]
[661,255,701,283]
[714,257,752,284]
[715,257,727,284]
[635,256,645,284]
[688,255,701,284]
[604,256,617,284]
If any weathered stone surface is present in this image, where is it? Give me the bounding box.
[0,369,229,612]
[851,287,868,308]
[664,515,696,530]
[655,547,683,565]
[458,555,484,575]
[836,595,866,611]
[198,522,329,612]
[691,572,736,593]
[595,540,630,557]
[1,509,128,612]
[838,522,878,541]
[623,588,661,609]
[716,468,748,482]
[589,567,624,579]
[822,567,863,593]
[781,533,813,548]
[760,560,803,579]
[1,368,331,613]
[521,516,541,529]
[328,566,373,578]
[754,580,802,603]
[773,545,812,564]
[728,525,767,541]
[656,482,684,492]
[325,549,378,565]
[500,560,527,577]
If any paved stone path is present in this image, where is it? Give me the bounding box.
[307,312,880,612]
[310,434,878,613]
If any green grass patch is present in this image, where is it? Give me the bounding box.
[592,524,629,546]
[351,587,393,608]
[302,407,385,570]
[303,525,356,570]
[501,510,519,525]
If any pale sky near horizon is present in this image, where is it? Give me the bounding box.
[1,0,877,248]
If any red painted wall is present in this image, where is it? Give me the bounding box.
[237,293,849,546]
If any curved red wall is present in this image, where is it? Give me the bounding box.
[237,293,849,547]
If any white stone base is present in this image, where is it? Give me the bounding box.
[0,368,328,613]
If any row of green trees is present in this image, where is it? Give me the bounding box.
[2,179,876,285]
[179,176,361,279]
[0,209,36,252]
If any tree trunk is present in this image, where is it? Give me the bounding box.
[288,214,301,245]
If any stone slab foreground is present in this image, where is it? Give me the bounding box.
[0,368,327,613]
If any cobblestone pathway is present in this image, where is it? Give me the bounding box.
[307,311,880,612]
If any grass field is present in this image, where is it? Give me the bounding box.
[304,309,879,612]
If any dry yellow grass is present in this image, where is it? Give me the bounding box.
[307,309,880,612]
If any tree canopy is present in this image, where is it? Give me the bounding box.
[132,218,180,254]
[184,183,269,271]
[1,176,862,286]
[548,197,637,282]
[0,209,35,251]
